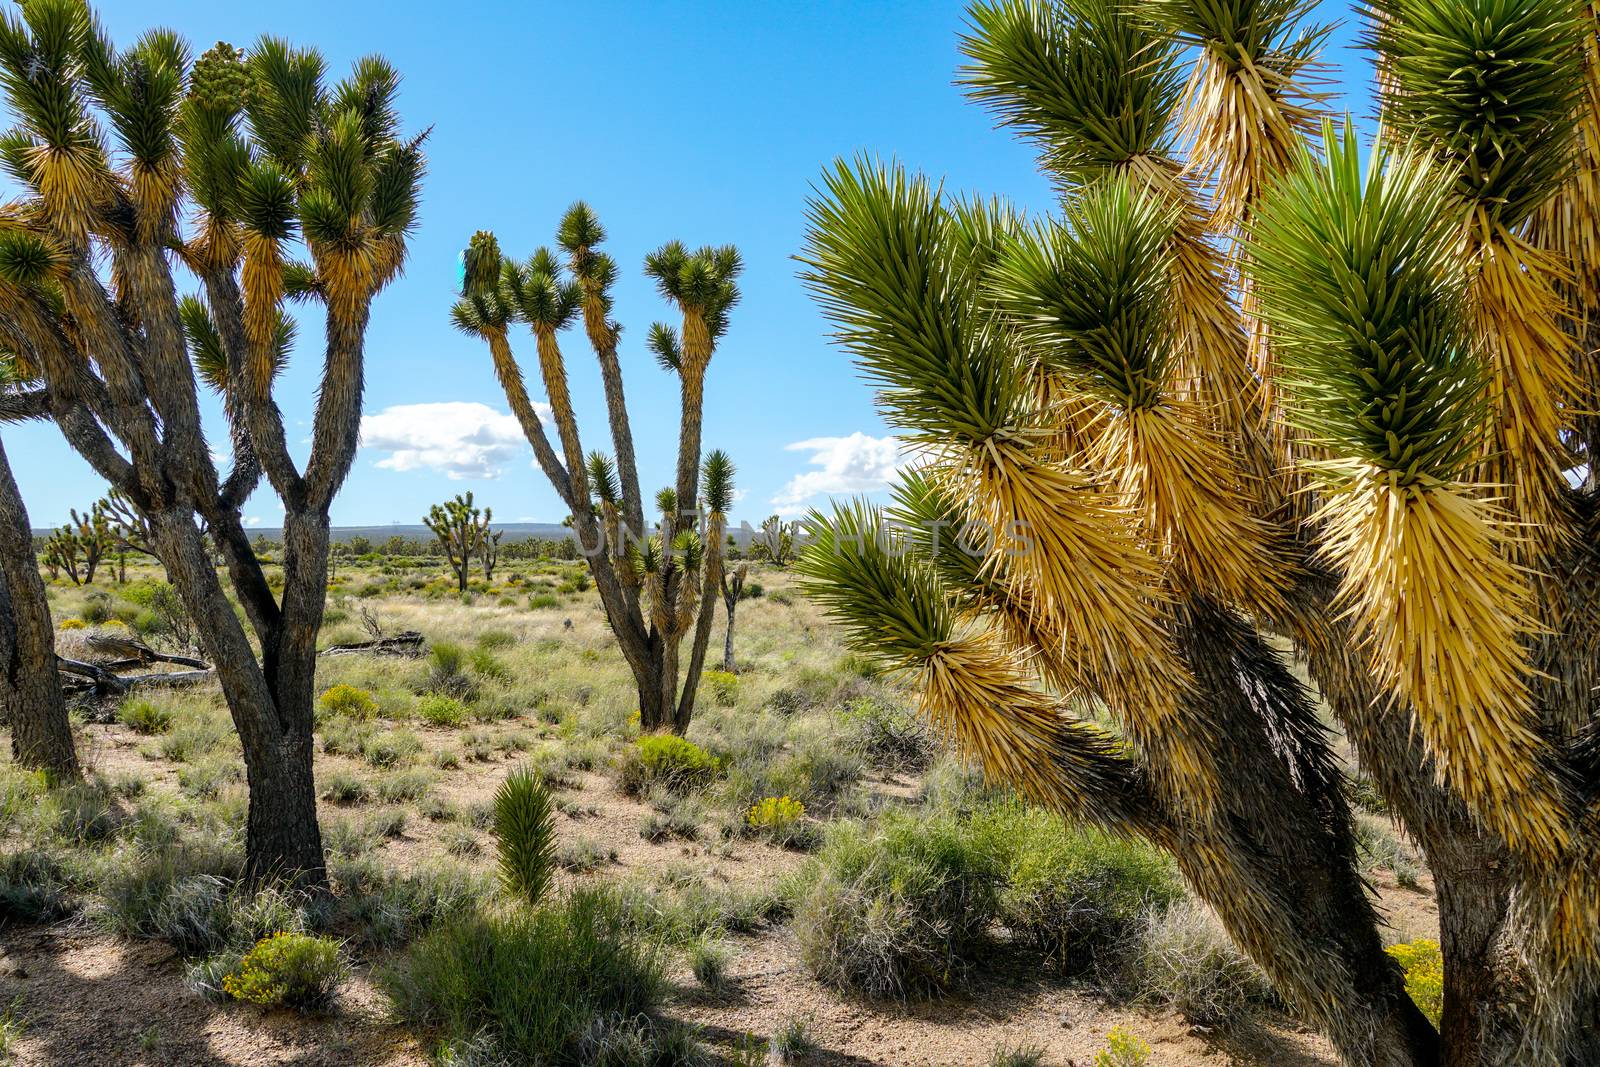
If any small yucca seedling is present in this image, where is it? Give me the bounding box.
[493,766,557,908]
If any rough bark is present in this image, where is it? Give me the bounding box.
[1166,601,1440,1067]
[722,599,738,672]
[0,436,79,779]
[153,511,325,885]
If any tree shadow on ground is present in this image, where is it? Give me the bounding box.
[0,921,416,1067]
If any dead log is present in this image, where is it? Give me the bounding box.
[319,630,425,657]
[57,656,213,698]
[84,633,208,669]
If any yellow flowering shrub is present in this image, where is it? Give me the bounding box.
[1386,938,1444,1025]
[58,618,86,630]
[702,670,740,707]
[318,684,377,721]
[1093,1026,1151,1067]
[748,795,805,830]
[222,932,345,1011]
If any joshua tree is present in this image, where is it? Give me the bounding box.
[720,561,748,672]
[43,502,114,585]
[451,206,740,733]
[751,514,798,566]
[423,492,492,593]
[40,526,79,584]
[0,366,77,781]
[481,528,502,582]
[797,1,1600,1064]
[0,3,424,884]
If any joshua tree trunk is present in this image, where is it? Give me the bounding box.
[1168,601,1440,1067]
[720,563,746,672]
[154,511,326,883]
[0,436,78,780]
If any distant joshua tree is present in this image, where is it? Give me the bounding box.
[424,492,493,592]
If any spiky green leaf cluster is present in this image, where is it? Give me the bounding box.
[1252,125,1485,482]
[794,500,954,667]
[992,176,1177,409]
[960,0,1181,185]
[643,240,742,340]
[1145,0,1330,75]
[0,0,105,164]
[647,321,681,372]
[0,228,66,287]
[701,449,735,514]
[889,467,993,595]
[800,158,1026,444]
[1368,0,1586,223]
[83,25,188,178]
[504,248,581,331]
[587,451,621,506]
[492,766,556,909]
[180,293,293,392]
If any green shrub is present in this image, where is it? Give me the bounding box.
[1122,902,1272,1028]
[361,730,422,768]
[443,827,481,857]
[48,781,119,843]
[318,684,377,721]
[0,849,73,923]
[424,641,478,699]
[629,734,719,794]
[376,769,435,804]
[381,889,663,1063]
[769,1015,814,1060]
[177,758,241,800]
[1387,938,1443,1027]
[494,767,556,908]
[974,805,1181,974]
[990,1044,1045,1067]
[765,744,863,811]
[842,697,933,772]
[1093,1027,1151,1067]
[329,859,490,949]
[476,629,516,650]
[557,837,617,873]
[529,592,561,609]
[117,698,174,735]
[222,932,346,1011]
[320,772,372,806]
[702,670,740,707]
[688,937,732,993]
[469,648,511,682]
[792,811,999,998]
[94,838,245,953]
[417,694,469,727]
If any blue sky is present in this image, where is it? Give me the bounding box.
[5,0,1370,529]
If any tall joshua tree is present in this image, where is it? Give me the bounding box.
[797,1,1600,1065]
[0,2,424,884]
[0,360,77,780]
[423,491,491,593]
[452,205,740,733]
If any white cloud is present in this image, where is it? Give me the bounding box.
[359,401,548,480]
[244,515,263,527]
[771,432,903,514]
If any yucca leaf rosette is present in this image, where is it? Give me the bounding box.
[1253,125,1573,861]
